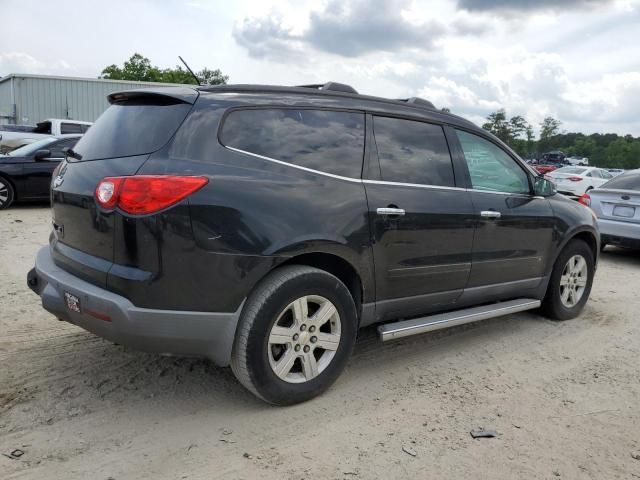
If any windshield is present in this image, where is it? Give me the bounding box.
[554,167,587,175]
[7,137,56,157]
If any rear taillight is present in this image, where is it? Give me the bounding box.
[568,176,583,182]
[95,175,208,215]
[578,193,591,206]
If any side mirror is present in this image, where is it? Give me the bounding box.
[534,176,556,197]
[34,149,51,160]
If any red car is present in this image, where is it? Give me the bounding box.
[535,164,558,174]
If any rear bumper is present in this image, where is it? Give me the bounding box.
[598,218,640,244]
[28,246,242,366]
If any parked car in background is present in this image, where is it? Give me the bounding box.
[0,134,81,209]
[547,166,613,197]
[28,83,599,405]
[566,156,589,166]
[534,152,570,174]
[0,119,91,153]
[582,170,640,250]
[606,168,625,177]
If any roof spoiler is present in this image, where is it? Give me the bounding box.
[108,86,199,105]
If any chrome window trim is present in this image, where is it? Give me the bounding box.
[225,146,363,183]
[225,146,541,197]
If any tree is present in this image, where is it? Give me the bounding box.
[481,110,534,157]
[482,109,510,143]
[100,53,228,85]
[539,117,562,140]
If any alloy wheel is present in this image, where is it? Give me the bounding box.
[559,254,588,308]
[268,295,341,383]
[0,179,9,206]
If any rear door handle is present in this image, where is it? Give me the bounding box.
[377,207,405,216]
[480,210,501,219]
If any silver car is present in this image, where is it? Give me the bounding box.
[585,169,640,250]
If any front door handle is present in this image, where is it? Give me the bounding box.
[377,207,405,216]
[480,210,501,219]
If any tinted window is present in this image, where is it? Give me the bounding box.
[456,130,530,194]
[72,100,192,161]
[61,123,84,134]
[602,172,640,191]
[221,109,365,178]
[373,116,454,186]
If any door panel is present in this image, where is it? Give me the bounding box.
[366,182,475,320]
[452,129,555,295]
[467,191,553,287]
[366,115,475,321]
[23,158,61,197]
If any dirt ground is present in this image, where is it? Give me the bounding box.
[1,205,639,480]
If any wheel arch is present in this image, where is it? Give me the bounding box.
[552,227,599,274]
[275,252,365,323]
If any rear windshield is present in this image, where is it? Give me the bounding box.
[71,99,192,161]
[602,172,640,191]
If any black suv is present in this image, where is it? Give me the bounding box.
[28,82,598,405]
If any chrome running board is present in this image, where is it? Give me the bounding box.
[378,298,541,342]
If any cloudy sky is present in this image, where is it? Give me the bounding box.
[2,0,639,135]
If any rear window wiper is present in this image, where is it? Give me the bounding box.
[63,147,82,161]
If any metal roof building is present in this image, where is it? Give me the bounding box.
[0,73,183,126]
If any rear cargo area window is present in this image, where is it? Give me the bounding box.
[373,116,455,187]
[221,109,365,178]
[71,100,192,161]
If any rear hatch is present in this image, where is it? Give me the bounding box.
[590,188,640,224]
[50,87,197,285]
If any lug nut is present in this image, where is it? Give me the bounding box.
[293,333,299,341]
[311,336,317,343]
[303,345,310,353]
[300,324,307,331]
[295,345,301,352]
[309,326,316,332]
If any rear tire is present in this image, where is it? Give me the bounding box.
[0,177,14,209]
[542,239,595,321]
[230,265,357,405]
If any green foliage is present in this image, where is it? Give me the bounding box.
[482,109,535,157]
[481,109,640,169]
[100,53,228,85]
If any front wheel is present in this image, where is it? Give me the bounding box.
[230,265,357,405]
[542,239,595,320]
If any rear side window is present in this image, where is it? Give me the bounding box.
[602,173,640,191]
[221,109,365,178]
[372,116,455,187]
[72,99,192,161]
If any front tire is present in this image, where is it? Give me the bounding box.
[542,239,595,320]
[0,177,14,209]
[230,265,357,405]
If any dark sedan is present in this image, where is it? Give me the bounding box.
[0,134,81,209]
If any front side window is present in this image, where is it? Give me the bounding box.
[372,116,455,187]
[456,130,530,194]
[221,109,365,178]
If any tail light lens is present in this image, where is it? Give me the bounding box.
[568,176,583,182]
[95,175,208,215]
[578,193,591,206]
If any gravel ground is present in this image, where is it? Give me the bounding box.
[1,205,639,480]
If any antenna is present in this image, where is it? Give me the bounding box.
[178,56,202,86]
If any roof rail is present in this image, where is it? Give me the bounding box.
[397,97,436,109]
[297,81,358,94]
